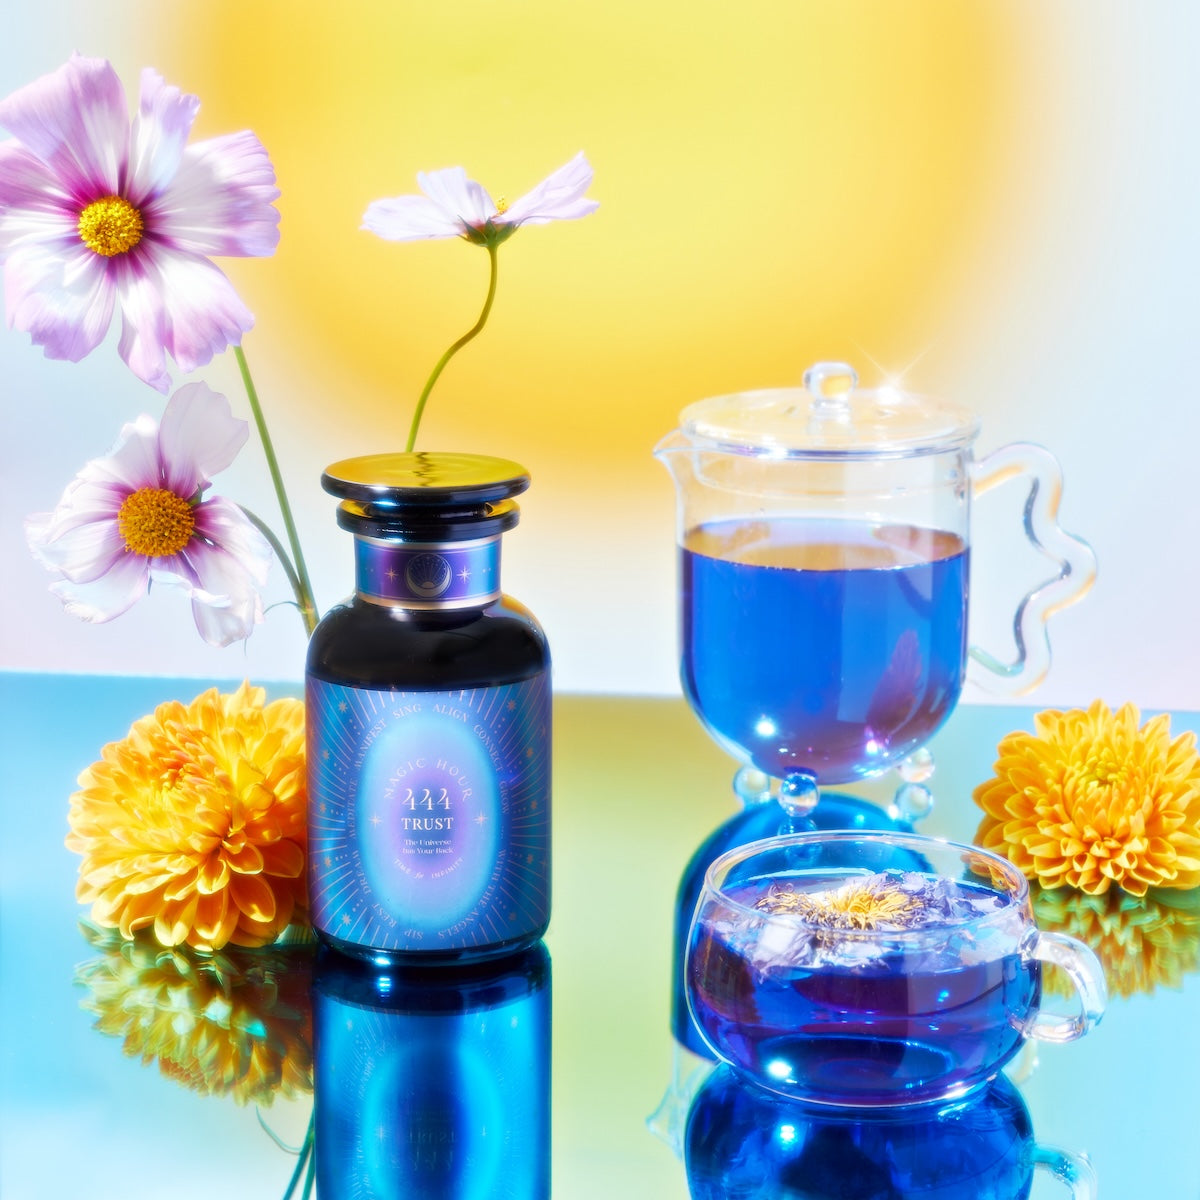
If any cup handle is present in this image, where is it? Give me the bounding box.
[1031,1145,1099,1199]
[1025,930,1108,1043]
[968,442,1097,694]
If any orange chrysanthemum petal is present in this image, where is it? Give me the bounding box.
[973,701,1200,897]
[66,683,307,952]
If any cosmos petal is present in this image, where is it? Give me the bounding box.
[157,383,248,494]
[154,131,281,257]
[502,151,599,226]
[418,165,495,227]
[3,238,116,361]
[118,242,254,382]
[0,53,126,196]
[362,194,471,241]
[47,551,150,622]
[126,67,201,202]
[0,142,78,250]
[26,507,127,584]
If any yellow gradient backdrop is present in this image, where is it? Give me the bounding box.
[148,1,1030,468]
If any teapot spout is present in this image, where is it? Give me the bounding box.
[652,429,697,487]
[652,428,691,460]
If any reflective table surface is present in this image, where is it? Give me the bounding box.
[1,673,1197,1198]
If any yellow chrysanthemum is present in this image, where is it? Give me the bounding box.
[1032,887,1200,999]
[76,923,313,1106]
[974,701,1200,897]
[67,682,307,951]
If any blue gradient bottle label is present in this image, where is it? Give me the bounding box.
[307,673,551,954]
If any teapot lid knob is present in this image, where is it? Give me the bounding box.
[802,361,859,409]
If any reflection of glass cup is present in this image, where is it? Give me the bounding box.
[685,832,1106,1107]
[313,942,550,1198]
[685,1065,1097,1200]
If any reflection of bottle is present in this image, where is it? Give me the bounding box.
[685,1065,1096,1200]
[307,453,551,964]
[314,941,551,1199]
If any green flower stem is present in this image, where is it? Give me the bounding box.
[405,240,500,452]
[239,506,310,627]
[277,1112,314,1200]
[234,344,318,636]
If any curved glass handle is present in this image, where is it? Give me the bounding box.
[1025,930,1107,1043]
[969,442,1097,694]
[1032,1144,1099,1199]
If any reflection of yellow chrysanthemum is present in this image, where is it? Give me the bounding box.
[974,701,1200,896]
[1033,887,1200,999]
[67,682,307,951]
[77,922,313,1106]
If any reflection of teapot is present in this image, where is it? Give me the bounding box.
[685,1066,1097,1199]
[655,362,1095,793]
[313,943,550,1199]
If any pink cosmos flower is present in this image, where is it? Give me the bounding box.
[362,151,597,244]
[26,382,273,646]
[0,53,279,392]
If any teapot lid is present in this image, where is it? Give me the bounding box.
[679,362,979,457]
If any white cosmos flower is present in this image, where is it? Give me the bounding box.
[362,152,597,244]
[26,382,273,646]
[0,54,279,392]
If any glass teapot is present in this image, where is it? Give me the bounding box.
[655,360,1096,810]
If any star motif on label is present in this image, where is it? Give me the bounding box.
[338,701,349,713]
[475,812,488,825]
[386,568,398,581]
[458,567,471,582]
[369,814,381,827]
[322,749,330,760]
[507,700,517,711]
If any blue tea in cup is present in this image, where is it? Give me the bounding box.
[686,831,1106,1107]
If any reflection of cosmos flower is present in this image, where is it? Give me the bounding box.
[76,922,312,1106]
[0,53,279,392]
[26,384,272,646]
[974,701,1200,896]
[67,682,307,951]
[1033,886,1200,999]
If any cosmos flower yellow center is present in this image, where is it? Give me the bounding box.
[117,488,196,557]
[78,195,144,257]
[495,195,510,213]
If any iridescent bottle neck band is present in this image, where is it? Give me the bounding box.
[354,535,501,609]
